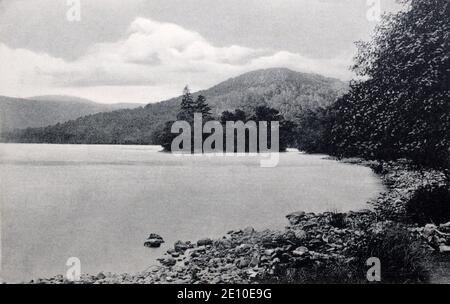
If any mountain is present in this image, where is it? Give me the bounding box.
[159,68,348,120]
[0,95,142,132]
[1,68,348,144]
[203,68,347,119]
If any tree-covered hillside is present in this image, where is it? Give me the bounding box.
[1,68,347,144]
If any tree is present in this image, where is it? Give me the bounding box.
[177,86,195,122]
[156,87,215,152]
[294,107,335,153]
[193,95,212,120]
[331,0,450,169]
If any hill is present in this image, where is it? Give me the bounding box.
[0,95,142,132]
[1,68,348,144]
[160,68,348,120]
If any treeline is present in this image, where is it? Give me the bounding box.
[0,102,179,145]
[152,87,296,152]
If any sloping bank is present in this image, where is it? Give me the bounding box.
[31,159,450,284]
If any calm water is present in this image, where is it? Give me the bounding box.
[0,144,384,282]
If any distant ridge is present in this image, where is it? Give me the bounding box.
[0,95,142,132]
[29,95,99,104]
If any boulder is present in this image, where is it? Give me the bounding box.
[144,238,164,248]
[158,256,177,267]
[174,240,191,252]
[197,238,213,246]
[148,233,163,240]
[292,246,309,256]
[144,233,165,248]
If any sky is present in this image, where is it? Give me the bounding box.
[0,0,402,104]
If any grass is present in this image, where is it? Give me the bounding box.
[329,210,348,228]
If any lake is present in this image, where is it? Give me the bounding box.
[0,144,384,282]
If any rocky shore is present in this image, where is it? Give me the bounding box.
[29,159,450,284]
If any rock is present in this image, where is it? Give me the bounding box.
[96,272,106,280]
[235,244,252,254]
[264,249,275,256]
[148,233,164,240]
[247,269,259,279]
[174,240,190,252]
[158,257,177,267]
[294,229,307,240]
[236,257,251,269]
[286,211,306,225]
[423,224,438,236]
[144,238,164,248]
[302,221,318,230]
[144,233,165,248]
[292,246,309,256]
[439,245,450,253]
[197,238,213,246]
[243,227,255,234]
[249,255,260,267]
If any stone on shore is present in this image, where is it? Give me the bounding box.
[174,240,192,252]
[292,246,309,256]
[144,233,165,248]
[197,238,213,246]
[158,256,177,267]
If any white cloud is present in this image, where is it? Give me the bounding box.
[0,17,354,103]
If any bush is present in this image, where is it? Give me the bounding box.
[260,258,360,284]
[406,183,450,225]
[258,223,429,284]
[349,223,429,284]
[329,211,348,229]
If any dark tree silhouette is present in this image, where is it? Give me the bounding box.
[330,0,450,170]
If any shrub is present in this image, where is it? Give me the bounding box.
[329,211,348,228]
[260,258,360,284]
[349,223,429,284]
[258,223,429,284]
[406,183,450,225]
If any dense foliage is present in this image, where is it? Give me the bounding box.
[406,183,450,225]
[330,0,450,170]
[2,101,178,144]
[153,87,296,152]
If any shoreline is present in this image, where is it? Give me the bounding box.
[24,158,450,284]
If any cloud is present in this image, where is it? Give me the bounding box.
[0,17,354,103]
